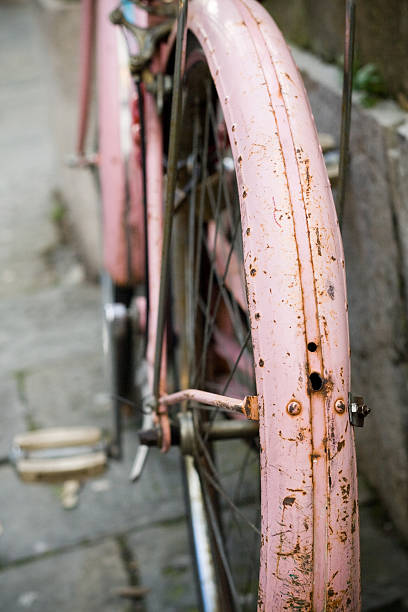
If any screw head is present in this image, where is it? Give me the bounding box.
[287,400,301,416]
[335,399,346,414]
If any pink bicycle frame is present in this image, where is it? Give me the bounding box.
[77,0,145,286]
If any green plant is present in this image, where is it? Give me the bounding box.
[354,63,387,107]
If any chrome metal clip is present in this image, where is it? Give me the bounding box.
[348,393,370,427]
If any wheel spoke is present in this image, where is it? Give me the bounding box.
[192,214,247,387]
[172,50,260,610]
[196,433,260,537]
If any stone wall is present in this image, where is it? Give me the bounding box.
[263,0,408,103]
[292,46,408,541]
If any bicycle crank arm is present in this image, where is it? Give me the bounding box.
[129,444,150,482]
[129,409,154,481]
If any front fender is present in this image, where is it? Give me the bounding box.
[187,0,358,609]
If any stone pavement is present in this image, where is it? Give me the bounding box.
[0,2,194,611]
[0,1,408,611]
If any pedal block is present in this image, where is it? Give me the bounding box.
[11,427,107,483]
[318,132,336,152]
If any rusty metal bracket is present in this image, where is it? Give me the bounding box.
[109,7,173,75]
[348,393,370,427]
[159,389,259,421]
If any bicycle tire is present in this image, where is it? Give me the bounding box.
[163,0,360,610]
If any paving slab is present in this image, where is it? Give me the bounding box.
[23,351,111,432]
[127,520,197,612]
[0,284,101,377]
[0,1,57,299]
[0,378,25,461]
[0,538,129,612]
[0,438,185,565]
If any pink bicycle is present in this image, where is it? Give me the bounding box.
[75,0,368,608]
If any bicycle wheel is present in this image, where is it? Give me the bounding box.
[163,0,360,609]
[168,41,260,610]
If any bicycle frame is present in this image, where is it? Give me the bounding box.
[77,0,360,609]
[77,0,146,286]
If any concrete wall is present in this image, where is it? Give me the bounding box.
[37,0,101,278]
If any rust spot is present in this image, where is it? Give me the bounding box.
[328,284,335,300]
[255,312,260,320]
[232,124,236,132]
[339,531,347,543]
[283,496,295,506]
[341,482,351,502]
[242,395,259,421]
[238,155,243,166]
[259,358,264,367]
[351,499,357,533]
[246,226,250,235]
[250,268,256,276]
[243,189,247,198]
[315,227,322,256]
[310,452,320,467]
[284,71,294,84]
[331,570,339,582]
[277,540,300,556]
[285,596,311,610]
[322,315,329,341]
[289,573,301,586]
[337,439,345,453]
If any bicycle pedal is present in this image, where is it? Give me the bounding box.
[11,427,107,483]
[318,132,336,152]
